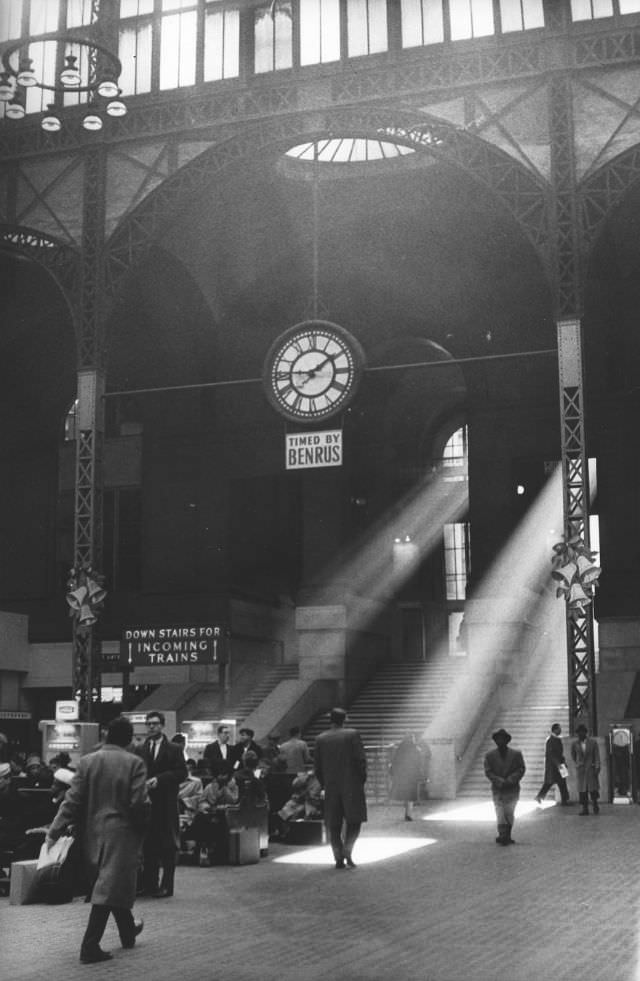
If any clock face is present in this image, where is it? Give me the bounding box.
[263,321,365,423]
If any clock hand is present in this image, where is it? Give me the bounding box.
[297,353,336,387]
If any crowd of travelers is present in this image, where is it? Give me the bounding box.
[0,723,321,894]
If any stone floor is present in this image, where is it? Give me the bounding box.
[2,797,639,981]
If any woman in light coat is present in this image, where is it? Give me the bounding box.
[46,715,149,964]
[571,723,600,815]
[390,733,424,821]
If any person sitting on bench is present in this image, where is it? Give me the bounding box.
[273,770,322,838]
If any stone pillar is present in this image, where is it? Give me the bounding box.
[296,605,347,707]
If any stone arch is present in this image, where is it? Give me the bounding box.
[105,106,551,300]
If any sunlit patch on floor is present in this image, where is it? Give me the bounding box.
[273,836,436,865]
[421,799,556,823]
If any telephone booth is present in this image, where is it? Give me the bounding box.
[609,724,634,804]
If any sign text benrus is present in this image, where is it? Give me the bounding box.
[286,429,342,470]
[121,625,226,667]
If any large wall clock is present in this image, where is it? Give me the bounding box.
[262,320,366,423]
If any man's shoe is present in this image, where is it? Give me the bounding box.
[345,857,357,868]
[122,919,144,949]
[80,948,113,965]
[334,860,345,869]
[404,815,413,821]
[534,795,543,805]
[593,803,600,814]
[150,887,171,898]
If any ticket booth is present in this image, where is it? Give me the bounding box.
[181,719,237,761]
[39,720,100,768]
[609,724,634,804]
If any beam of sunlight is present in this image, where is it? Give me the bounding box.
[424,466,565,752]
[422,799,556,823]
[307,470,468,633]
[273,836,436,865]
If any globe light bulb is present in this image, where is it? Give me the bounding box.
[60,55,81,87]
[82,111,103,131]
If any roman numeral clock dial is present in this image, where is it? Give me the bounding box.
[262,321,366,423]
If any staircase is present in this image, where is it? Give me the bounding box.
[456,649,569,798]
[224,664,300,725]
[304,658,466,801]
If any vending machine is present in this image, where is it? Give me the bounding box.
[609,724,634,803]
[39,720,100,768]
[181,719,237,761]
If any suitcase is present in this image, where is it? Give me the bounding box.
[227,828,260,865]
[9,860,39,905]
[284,820,326,845]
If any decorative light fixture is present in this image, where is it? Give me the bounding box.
[42,104,62,133]
[105,93,127,117]
[16,57,37,87]
[0,72,13,102]
[1,32,126,132]
[5,89,25,120]
[96,76,119,100]
[59,54,81,88]
[82,111,103,132]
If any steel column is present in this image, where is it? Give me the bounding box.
[549,66,596,735]
[557,319,596,735]
[72,141,107,722]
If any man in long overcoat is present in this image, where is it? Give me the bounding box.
[484,728,526,845]
[535,722,571,805]
[314,707,367,869]
[571,723,601,815]
[137,710,187,897]
[45,715,149,964]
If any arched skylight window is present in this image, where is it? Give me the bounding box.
[285,137,416,163]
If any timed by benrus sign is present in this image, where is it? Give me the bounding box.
[121,625,226,667]
[286,429,342,470]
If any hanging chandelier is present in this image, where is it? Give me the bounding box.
[0,32,126,132]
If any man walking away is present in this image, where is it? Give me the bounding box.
[314,708,367,869]
[45,715,148,964]
[484,728,526,846]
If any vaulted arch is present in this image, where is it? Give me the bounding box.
[104,107,551,304]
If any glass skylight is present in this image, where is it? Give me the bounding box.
[285,137,416,163]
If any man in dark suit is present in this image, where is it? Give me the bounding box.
[137,710,186,898]
[314,707,367,870]
[203,723,237,778]
[535,722,570,806]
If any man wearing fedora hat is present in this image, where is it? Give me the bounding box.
[484,728,526,845]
